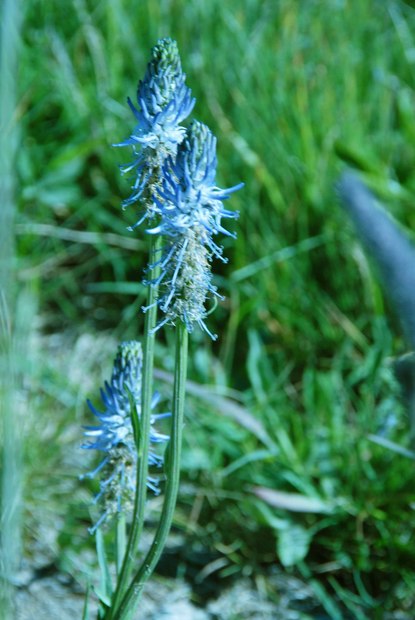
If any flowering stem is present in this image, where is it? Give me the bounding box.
[115,514,126,576]
[106,234,161,619]
[113,323,188,620]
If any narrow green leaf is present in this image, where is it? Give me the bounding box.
[254,501,290,531]
[116,513,127,577]
[126,387,141,449]
[95,528,113,606]
[368,433,415,459]
[298,562,344,620]
[82,583,90,620]
[252,486,335,514]
[221,449,276,478]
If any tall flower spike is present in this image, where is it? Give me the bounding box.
[146,120,244,338]
[81,341,169,533]
[114,38,195,225]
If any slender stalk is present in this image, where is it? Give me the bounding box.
[113,323,188,620]
[115,514,126,577]
[106,235,161,619]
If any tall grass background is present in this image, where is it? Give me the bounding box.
[1,0,26,615]
[7,0,415,617]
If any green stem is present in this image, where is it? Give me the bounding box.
[115,514,126,577]
[113,324,188,620]
[106,235,161,620]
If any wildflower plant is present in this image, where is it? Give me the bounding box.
[82,37,242,620]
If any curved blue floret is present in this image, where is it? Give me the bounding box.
[144,120,243,337]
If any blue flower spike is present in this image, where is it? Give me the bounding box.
[114,38,195,224]
[81,341,169,533]
[146,120,244,338]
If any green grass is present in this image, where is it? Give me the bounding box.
[1,0,24,615]
[12,0,415,616]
